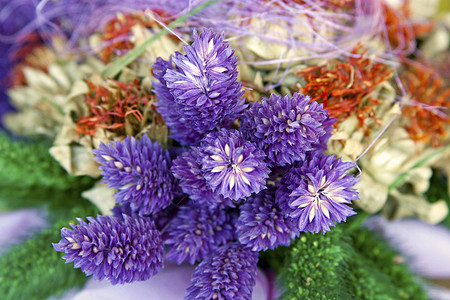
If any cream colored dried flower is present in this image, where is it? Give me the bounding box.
[3,47,105,138]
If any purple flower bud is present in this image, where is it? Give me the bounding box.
[241,93,335,166]
[236,187,299,251]
[153,28,246,145]
[53,214,164,285]
[185,242,258,300]
[164,201,236,264]
[93,134,178,215]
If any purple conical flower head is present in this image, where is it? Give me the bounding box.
[199,128,270,201]
[185,242,258,300]
[153,28,246,145]
[53,215,164,285]
[93,134,177,215]
[236,187,299,251]
[164,201,236,264]
[276,152,359,234]
[241,93,335,166]
[171,148,234,209]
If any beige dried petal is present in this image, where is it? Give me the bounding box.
[49,143,100,177]
[342,139,365,160]
[387,189,448,224]
[23,67,59,92]
[48,64,72,90]
[355,172,388,213]
[406,167,433,194]
[81,182,116,215]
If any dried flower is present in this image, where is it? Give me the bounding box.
[152,28,246,145]
[236,187,299,251]
[277,152,359,234]
[185,242,258,300]
[93,134,177,215]
[96,13,156,63]
[164,202,236,264]
[75,78,152,137]
[171,148,234,209]
[53,214,164,284]
[296,48,393,135]
[400,60,450,147]
[241,93,334,166]
[199,128,270,201]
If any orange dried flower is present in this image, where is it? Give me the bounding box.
[98,13,156,63]
[75,78,154,136]
[296,47,393,134]
[381,1,415,54]
[401,61,450,147]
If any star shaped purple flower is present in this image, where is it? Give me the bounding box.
[277,152,359,234]
[199,128,270,201]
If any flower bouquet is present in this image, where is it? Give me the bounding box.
[0,0,449,299]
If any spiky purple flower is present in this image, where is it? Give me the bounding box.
[171,148,234,209]
[164,202,236,264]
[153,28,246,145]
[199,129,270,201]
[93,134,177,215]
[276,152,359,234]
[53,214,164,285]
[236,187,299,251]
[241,93,335,166]
[185,242,258,300]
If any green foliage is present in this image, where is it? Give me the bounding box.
[0,203,98,300]
[275,226,429,300]
[0,133,95,211]
[350,228,428,300]
[278,228,354,300]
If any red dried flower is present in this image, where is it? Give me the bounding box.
[296,47,393,134]
[98,13,156,63]
[381,1,415,54]
[400,60,450,147]
[75,78,155,136]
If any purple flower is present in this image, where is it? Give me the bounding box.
[276,153,359,234]
[236,187,299,251]
[199,129,270,201]
[53,214,164,285]
[93,134,177,215]
[241,93,335,166]
[153,28,246,145]
[153,57,203,145]
[164,202,236,264]
[185,242,258,300]
[171,148,234,209]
